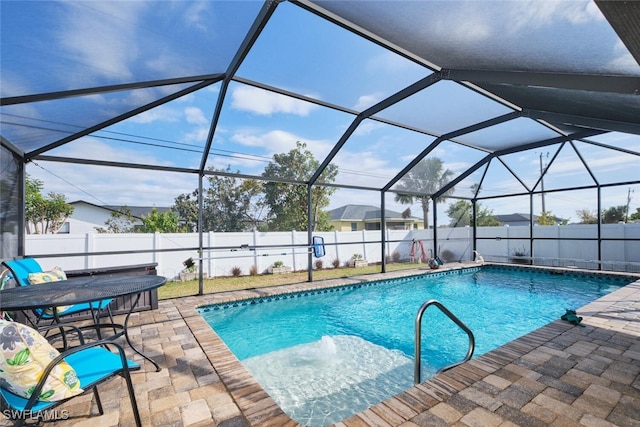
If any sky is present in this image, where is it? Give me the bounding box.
[3,0,639,224]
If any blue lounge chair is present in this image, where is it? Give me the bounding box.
[1,258,114,329]
[0,324,142,427]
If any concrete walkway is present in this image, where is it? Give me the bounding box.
[2,265,639,426]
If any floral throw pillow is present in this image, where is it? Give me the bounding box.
[27,266,67,284]
[27,267,72,316]
[0,320,82,401]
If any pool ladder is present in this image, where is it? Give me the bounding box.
[414,300,475,384]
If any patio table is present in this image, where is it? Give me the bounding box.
[0,274,166,371]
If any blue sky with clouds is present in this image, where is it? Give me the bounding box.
[6,0,638,224]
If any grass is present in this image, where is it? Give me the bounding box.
[158,262,423,300]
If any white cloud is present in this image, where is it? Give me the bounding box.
[183,1,210,31]
[353,120,385,136]
[507,0,601,32]
[591,132,640,149]
[58,2,147,83]
[28,139,196,206]
[0,72,32,98]
[607,39,639,72]
[446,161,473,174]
[129,106,181,124]
[353,93,383,111]
[232,129,301,152]
[56,137,161,164]
[185,107,208,125]
[366,51,418,74]
[548,152,636,177]
[222,129,335,173]
[231,86,317,116]
[428,0,601,47]
[429,6,491,44]
[183,127,209,144]
[333,150,398,188]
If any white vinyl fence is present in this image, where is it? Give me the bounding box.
[4,224,639,280]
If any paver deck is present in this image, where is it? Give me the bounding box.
[2,263,639,426]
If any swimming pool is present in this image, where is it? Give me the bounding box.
[198,266,635,426]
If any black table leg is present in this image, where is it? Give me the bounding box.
[123,292,161,372]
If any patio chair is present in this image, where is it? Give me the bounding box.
[0,321,142,426]
[1,258,115,330]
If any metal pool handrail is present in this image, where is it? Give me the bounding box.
[414,299,475,385]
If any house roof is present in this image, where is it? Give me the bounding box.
[495,212,566,223]
[495,213,534,223]
[329,204,419,222]
[70,201,171,220]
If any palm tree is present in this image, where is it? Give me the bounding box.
[394,157,455,229]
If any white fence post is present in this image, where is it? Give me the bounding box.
[253,230,258,274]
[153,232,160,268]
[84,233,92,270]
[362,230,367,260]
[291,230,296,271]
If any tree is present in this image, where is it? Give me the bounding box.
[537,211,557,226]
[202,168,264,232]
[239,179,268,231]
[446,200,471,227]
[602,205,627,224]
[172,192,199,232]
[139,208,184,233]
[262,141,337,231]
[172,167,265,232]
[25,176,73,234]
[394,157,454,229]
[95,206,137,233]
[576,208,598,224]
[477,206,501,227]
[446,200,501,227]
[630,208,640,222]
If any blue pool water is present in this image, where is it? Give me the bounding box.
[199,266,634,426]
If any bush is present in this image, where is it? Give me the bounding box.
[510,247,531,265]
[249,265,258,276]
[332,258,341,268]
[392,251,401,262]
[440,249,455,262]
[315,259,324,270]
[231,266,242,277]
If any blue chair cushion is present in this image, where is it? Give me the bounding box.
[37,299,114,320]
[4,259,113,321]
[0,347,139,412]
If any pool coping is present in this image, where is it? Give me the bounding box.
[172,262,640,426]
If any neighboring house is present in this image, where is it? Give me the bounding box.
[62,201,170,234]
[495,213,566,227]
[328,204,423,231]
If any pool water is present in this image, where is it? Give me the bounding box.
[199,266,633,426]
